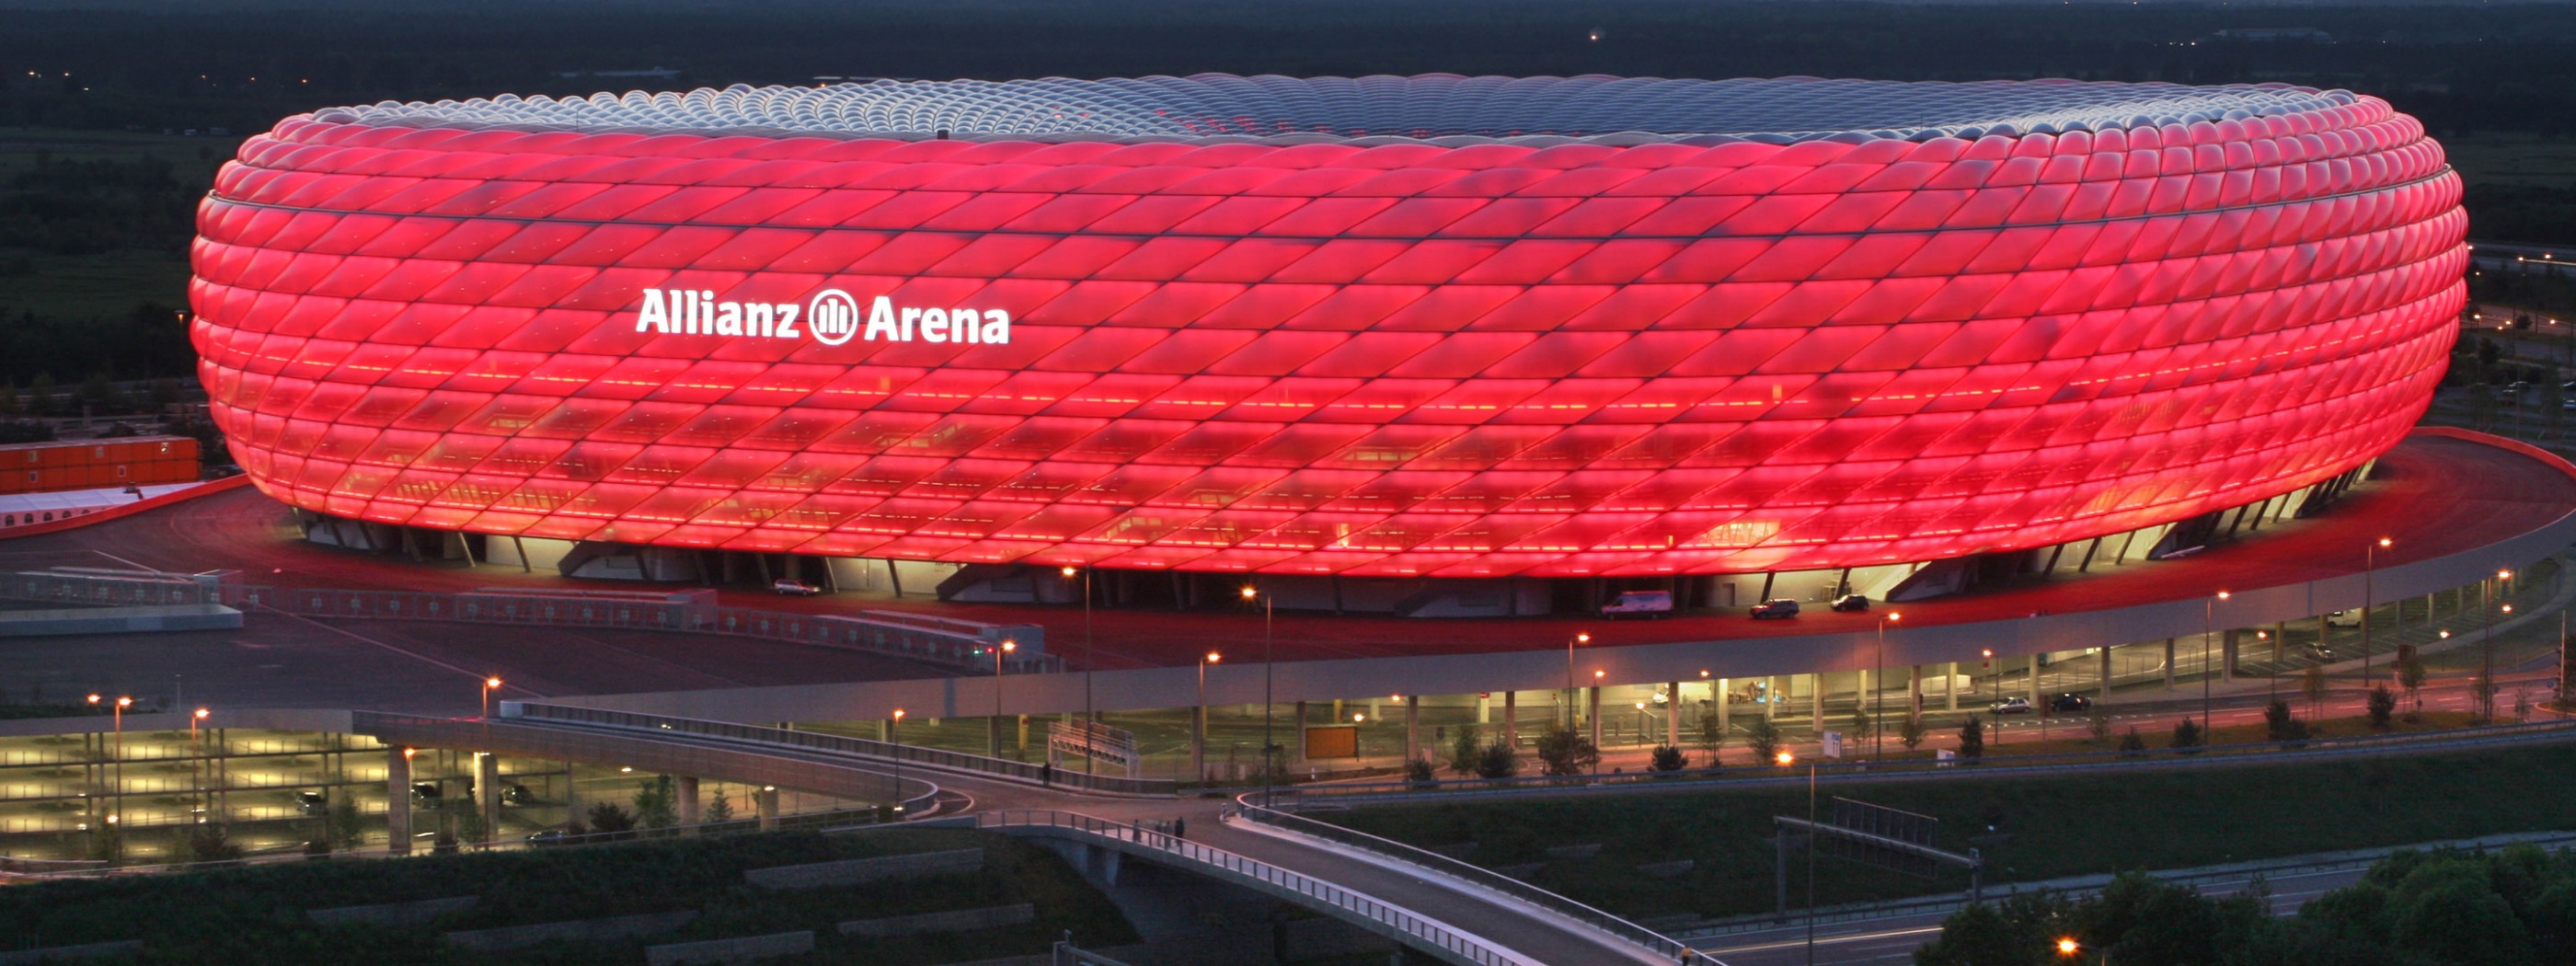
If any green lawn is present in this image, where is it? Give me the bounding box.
[1326,742,2576,923]
[0,827,1136,964]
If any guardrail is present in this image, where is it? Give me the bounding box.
[1235,799,1725,965]
[506,704,1173,798]
[1269,715,2576,808]
[980,809,1530,966]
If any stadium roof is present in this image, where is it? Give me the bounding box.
[313,74,2361,146]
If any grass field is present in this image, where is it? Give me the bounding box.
[1327,741,2576,923]
[0,126,226,320]
[2445,132,2576,190]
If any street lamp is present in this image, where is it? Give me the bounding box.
[1195,651,1220,781]
[481,676,502,720]
[1565,632,1590,728]
[102,696,131,824]
[2205,592,2229,736]
[990,638,1016,757]
[1063,566,1095,775]
[190,708,210,824]
[1875,613,1901,760]
[1981,650,1996,745]
[890,708,906,813]
[2364,537,2391,685]
[1243,585,1276,806]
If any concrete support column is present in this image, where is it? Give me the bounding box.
[385,748,412,855]
[1716,679,1731,734]
[1665,682,1682,748]
[1807,674,1822,731]
[1404,696,1420,764]
[2163,638,2178,690]
[1588,686,1602,752]
[1909,665,1924,718]
[2223,629,2240,682]
[1477,694,1489,725]
[676,776,700,832]
[755,787,779,831]
[2028,657,2041,704]
[1502,692,1517,749]
[1945,663,1960,711]
[2272,623,2287,662]
[475,753,499,845]
[2099,646,2112,698]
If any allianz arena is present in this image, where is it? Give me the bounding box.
[189,75,2465,584]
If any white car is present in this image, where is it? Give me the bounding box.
[1601,590,1674,619]
[772,579,822,596]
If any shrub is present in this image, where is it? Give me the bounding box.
[1473,741,1518,779]
[1649,745,1687,772]
[1898,714,1926,751]
[1957,716,1984,760]
[1447,724,1483,776]
[2170,718,2204,753]
[2367,684,2397,730]
[1745,716,1784,765]
[1405,755,1437,784]
[2118,728,2148,756]
[1534,722,1600,776]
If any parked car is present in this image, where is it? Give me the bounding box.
[525,830,569,846]
[2049,693,2093,712]
[1751,599,1801,620]
[2325,609,2363,627]
[771,579,822,596]
[500,783,536,807]
[1989,696,2033,715]
[295,790,328,816]
[409,782,443,805]
[1829,593,1870,613]
[1600,589,1673,619]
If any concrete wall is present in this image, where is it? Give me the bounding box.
[644,930,813,966]
[744,848,983,890]
[837,903,1033,937]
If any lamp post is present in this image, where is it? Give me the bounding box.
[1564,632,1590,728]
[1063,566,1094,775]
[1242,585,1276,806]
[1779,748,1817,966]
[1875,613,1900,761]
[1981,650,1996,745]
[990,638,1016,757]
[2485,569,2513,722]
[890,708,905,813]
[103,695,131,824]
[481,676,502,720]
[1194,651,1220,781]
[2204,592,2228,736]
[1592,669,1606,774]
[2363,538,2391,685]
[190,707,210,824]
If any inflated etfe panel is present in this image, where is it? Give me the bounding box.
[190,75,2464,577]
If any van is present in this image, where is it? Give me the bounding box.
[1601,590,1673,619]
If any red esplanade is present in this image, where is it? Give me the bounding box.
[190,75,2464,577]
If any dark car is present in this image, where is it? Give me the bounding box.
[410,782,443,805]
[1829,593,1870,613]
[1750,599,1801,620]
[2049,693,2093,712]
[295,790,328,815]
[501,783,537,807]
[526,830,569,846]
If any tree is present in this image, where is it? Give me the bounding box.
[1447,724,1483,776]
[2303,664,2330,718]
[2366,685,2397,730]
[1534,722,1600,776]
[1899,714,1927,751]
[706,786,734,823]
[1745,716,1784,765]
[585,801,637,839]
[2396,653,2428,719]
[328,798,365,851]
[86,821,121,865]
[1472,740,1517,779]
[1405,755,1437,784]
[1957,715,1984,760]
[2088,707,2111,743]
[1695,709,1727,758]
[1649,744,1687,772]
[2118,728,2148,756]
[633,775,676,830]
[2170,718,2204,753]
[454,801,486,845]
[1846,706,1874,744]
[2264,699,2313,744]
[176,823,241,864]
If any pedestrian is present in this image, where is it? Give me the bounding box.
[1173,817,1186,840]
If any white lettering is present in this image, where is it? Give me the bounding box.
[715,301,743,337]
[864,296,900,342]
[638,289,670,333]
[899,306,920,342]
[749,303,775,339]
[776,304,801,339]
[921,307,948,344]
[980,309,1011,345]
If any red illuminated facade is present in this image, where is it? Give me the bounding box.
[190,76,2465,578]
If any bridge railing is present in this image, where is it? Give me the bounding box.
[1233,799,1727,965]
[506,703,1173,798]
[980,809,1529,966]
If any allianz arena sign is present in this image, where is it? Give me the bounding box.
[633,288,1011,347]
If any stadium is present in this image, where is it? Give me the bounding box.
[185,74,2469,618]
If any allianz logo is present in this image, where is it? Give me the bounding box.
[634,288,1012,346]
